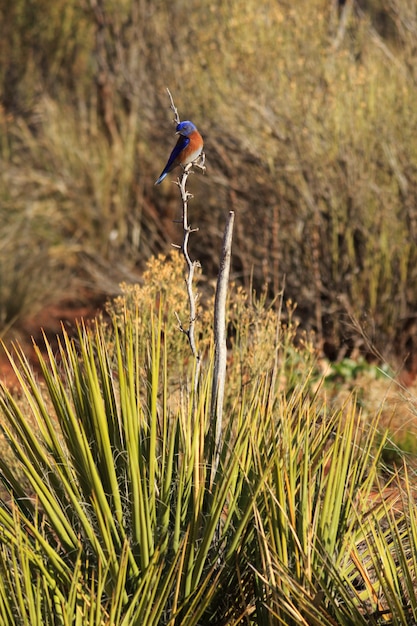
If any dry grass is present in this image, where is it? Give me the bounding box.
[1,0,417,362]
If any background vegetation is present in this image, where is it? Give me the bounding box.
[0,0,417,364]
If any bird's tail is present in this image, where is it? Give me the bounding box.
[154,172,168,185]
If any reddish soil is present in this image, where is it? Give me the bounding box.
[0,295,105,393]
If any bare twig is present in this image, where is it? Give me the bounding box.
[175,163,201,389]
[166,87,180,125]
[163,90,206,399]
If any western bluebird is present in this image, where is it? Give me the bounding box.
[155,120,204,185]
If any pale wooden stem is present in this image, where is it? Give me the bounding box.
[210,211,235,483]
[175,164,201,397]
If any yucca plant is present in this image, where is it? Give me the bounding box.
[1,250,417,624]
[0,297,260,625]
[250,386,417,626]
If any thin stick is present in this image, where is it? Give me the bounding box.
[174,164,202,399]
[165,89,206,405]
[166,88,180,125]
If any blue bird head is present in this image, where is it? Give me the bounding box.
[176,121,197,136]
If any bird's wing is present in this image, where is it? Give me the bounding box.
[162,134,190,173]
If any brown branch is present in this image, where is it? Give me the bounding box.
[166,87,181,125]
[163,90,207,415]
[175,164,201,363]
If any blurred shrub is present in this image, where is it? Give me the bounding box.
[0,0,416,362]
